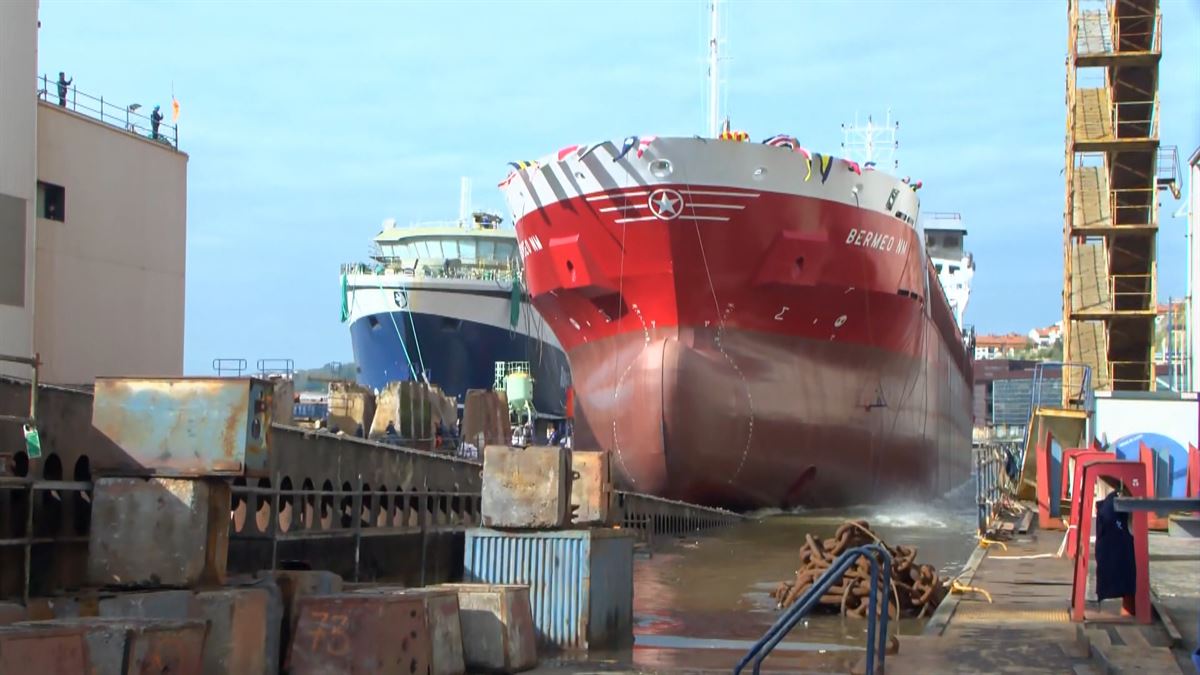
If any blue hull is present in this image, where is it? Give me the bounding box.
[349,311,570,417]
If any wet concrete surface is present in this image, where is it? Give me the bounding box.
[1147,532,1200,672]
[536,493,978,673]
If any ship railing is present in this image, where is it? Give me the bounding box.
[735,543,892,675]
[342,262,516,285]
[37,75,179,149]
[257,358,295,379]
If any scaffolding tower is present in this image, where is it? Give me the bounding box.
[1063,0,1175,397]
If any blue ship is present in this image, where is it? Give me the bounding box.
[342,211,570,418]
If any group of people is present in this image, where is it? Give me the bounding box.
[52,71,165,140]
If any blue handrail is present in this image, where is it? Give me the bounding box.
[1020,361,1093,473]
[734,543,893,675]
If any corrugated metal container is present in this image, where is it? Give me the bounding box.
[92,377,273,475]
[463,528,634,651]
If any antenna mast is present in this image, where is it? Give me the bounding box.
[840,108,900,170]
[707,0,720,137]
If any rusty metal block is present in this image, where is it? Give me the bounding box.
[438,583,537,672]
[0,603,26,625]
[350,588,464,675]
[289,593,431,675]
[481,445,571,529]
[261,569,343,671]
[88,478,230,588]
[570,451,613,525]
[196,588,270,675]
[0,625,89,674]
[92,377,273,476]
[16,618,205,675]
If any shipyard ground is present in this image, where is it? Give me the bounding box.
[534,512,1200,674]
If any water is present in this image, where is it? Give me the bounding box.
[632,491,978,652]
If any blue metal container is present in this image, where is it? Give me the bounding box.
[92,377,272,476]
[463,528,634,651]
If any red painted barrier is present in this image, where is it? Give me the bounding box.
[1069,459,1151,624]
[1036,430,1064,530]
[1065,451,1119,560]
[1139,442,1170,530]
[1188,443,1199,499]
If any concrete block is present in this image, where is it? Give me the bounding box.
[260,569,343,670]
[481,445,571,529]
[88,477,230,587]
[289,593,431,675]
[0,603,26,625]
[570,450,613,525]
[98,589,198,620]
[17,618,206,675]
[438,583,537,672]
[0,625,89,674]
[327,382,376,435]
[196,588,270,675]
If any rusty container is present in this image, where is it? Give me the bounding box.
[463,528,634,651]
[288,593,431,675]
[481,445,572,528]
[0,625,89,674]
[570,451,613,525]
[92,377,273,476]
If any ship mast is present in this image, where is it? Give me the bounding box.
[458,176,472,228]
[707,0,720,137]
[840,109,900,170]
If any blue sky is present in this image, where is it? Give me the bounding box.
[36,0,1200,373]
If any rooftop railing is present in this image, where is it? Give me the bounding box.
[342,261,517,284]
[37,74,179,149]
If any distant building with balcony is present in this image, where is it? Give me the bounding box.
[1,0,187,386]
[974,333,1033,360]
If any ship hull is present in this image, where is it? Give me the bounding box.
[501,137,973,508]
[345,278,570,417]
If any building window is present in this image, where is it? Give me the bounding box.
[37,181,65,222]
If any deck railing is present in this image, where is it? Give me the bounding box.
[37,74,179,149]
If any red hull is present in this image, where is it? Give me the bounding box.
[505,140,972,509]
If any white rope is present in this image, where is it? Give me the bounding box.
[988,525,1076,560]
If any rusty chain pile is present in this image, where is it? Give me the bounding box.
[769,520,948,619]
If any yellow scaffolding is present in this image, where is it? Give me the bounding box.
[1063,0,1165,399]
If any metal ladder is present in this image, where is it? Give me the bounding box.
[734,543,893,675]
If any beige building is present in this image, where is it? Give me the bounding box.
[0,0,187,386]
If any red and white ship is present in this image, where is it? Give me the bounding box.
[498,4,972,510]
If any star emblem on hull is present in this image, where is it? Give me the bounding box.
[647,188,683,220]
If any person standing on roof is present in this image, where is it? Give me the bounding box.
[56,72,72,106]
[150,105,164,139]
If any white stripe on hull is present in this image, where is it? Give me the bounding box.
[501,137,920,229]
[345,278,563,351]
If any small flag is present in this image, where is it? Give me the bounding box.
[614,136,638,162]
[508,160,536,171]
[911,180,923,191]
[846,160,862,175]
[763,134,799,150]
[636,136,657,158]
[864,161,877,171]
[556,145,580,161]
[171,97,180,122]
